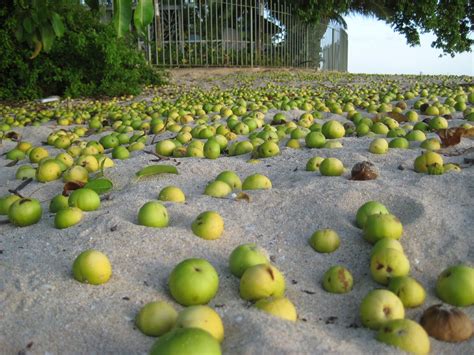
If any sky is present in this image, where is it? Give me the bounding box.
[346,14,474,76]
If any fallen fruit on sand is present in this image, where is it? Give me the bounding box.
[135,301,178,337]
[204,180,232,198]
[72,249,112,285]
[0,194,21,215]
[242,173,272,190]
[305,131,326,148]
[369,138,389,154]
[370,239,404,257]
[414,151,444,173]
[150,328,221,355]
[255,297,297,321]
[29,146,49,163]
[319,158,344,176]
[63,165,89,183]
[370,248,410,285]
[355,201,389,229]
[350,161,379,180]
[305,156,325,171]
[419,304,473,342]
[138,201,169,228]
[229,243,269,278]
[49,194,69,213]
[322,120,345,139]
[68,188,101,212]
[322,265,353,294]
[257,141,280,158]
[8,198,42,227]
[168,258,219,306]
[158,186,185,203]
[388,276,426,308]
[360,289,405,330]
[240,264,285,301]
[54,207,83,229]
[204,139,221,159]
[309,229,340,253]
[435,264,474,306]
[191,211,224,240]
[376,319,430,355]
[175,305,224,342]
[36,159,62,182]
[443,163,461,173]
[363,213,403,244]
[215,171,242,190]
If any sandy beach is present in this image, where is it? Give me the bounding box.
[0,71,473,354]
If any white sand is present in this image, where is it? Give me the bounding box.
[1,72,473,354]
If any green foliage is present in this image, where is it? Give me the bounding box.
[293,0,473,56]
[0,4,166,100]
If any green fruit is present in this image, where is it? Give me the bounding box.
[406,130,426,142]
[158,186,185,203]
[68,188,101,212]
[0,194,21,215]
[138,201,169,228]
[376,319,430,355]
[15,165,36,180]
[204,181,232,198]
[306,156,325,171]
[63,165,89,183]
[429,116,448,130]
[319,158,344,176]
[414,151,444,173]
[234,141,254,155]
[388,137,409,149]
[322,265,353,293]
[257,141,280,158]
[72,249,112,285]
[204,139,221,159]
[420,138,441,151]
[8,198,42,227]
[149,328,221,355]
[322,120,345,139]
[427,163,444,175]
[155,140,176,156]
[242,173,272,190]
[135,301,178,337]
[229,243,269,278]
[436,264,474,306]
[36,160,62,182]
[370,248,410,285]
[356,201,389,229]
[175,305,224,342]
[370,239,404,257]
[191,211,224,240]
[363,213,403,244]
[369,138,389,154]
[54,207,83,229]
[388,276,426,308]
[49,194,69,213]
[112,146,130,160]
[309,229,340,253]
[443,163,461,173]
[168,258,219,306]
[240,264,285,301]
[360,289,405,330]
[29,147,49,163]
[305,131,326,148]
[215,171,241,190]
[255,297,297,321]
[6,148,25,161]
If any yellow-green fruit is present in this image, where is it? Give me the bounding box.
[155,139,176,156]
[369,138,389,154]
[138,201,169,228]
[355,201,389,229]
[388,276,426,308]
[29,147,49,163]
[49,194,69,213]
[370,248,410,285]
[242,173,272,190]
[0,194,21,215]
[376,319,430,355]
[363,213,403,244]
[191,211,224,240]
[255,297,297,321]
[414,151,444,173]
[72,249,112,285]
[68,188,101,212]
[360,289,405,330]
[309,229,340,253]
[370,239,404,257]
[158,186,185,203]
[135,301,178,337]
[286,139,300,149]
[306,156,325,171]
[76,155,99,172]
[215,171,241,190]
[240,264,285,301]
[54,207,83,229]
[63,165,89,183]
[150,328,221,355]
[204,180,232,198]
[322,265,353,293]
[175,305,224,342]
[36,160,62,182]
[319,158,344,176]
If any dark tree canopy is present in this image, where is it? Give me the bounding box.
[292,0,474,56]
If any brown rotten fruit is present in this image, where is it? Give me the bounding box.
[420,304,473,342]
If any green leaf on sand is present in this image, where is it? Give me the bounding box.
[84,178,113,194]
[136,165,178,178]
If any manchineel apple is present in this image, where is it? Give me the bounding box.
[54,207,83,229]
[319,158,344,176]
[8,198,43,227]
[255,297,297,321]
[0,194,21,215]
[175,305,224,342]
[135,301,178,337]
[138,201,169,228]
[359,289,405,330]
[168,258,219,306]
[436,264,474,307]
[355,201,389,229]
[158,186,185,203]
[240,263,285,301]
[229,243,269,278]
[322,265,353,293]
[72,249,112,285]
[215,171,241,190]
[363,213,403,244]
[204,180,232,198]
[370,248,410,285]
[242,173,272,190]
[68,188,101,212]
[191,211,224,240]
[388,276,426,308]
[149,328,221,355]
[309,229,340,253]
[376,319,430,355]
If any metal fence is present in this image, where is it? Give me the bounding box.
[124,1,348,71]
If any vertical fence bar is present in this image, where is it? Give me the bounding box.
[186,0,190,66]
[221,0,224,65]
[236,0,240,66]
